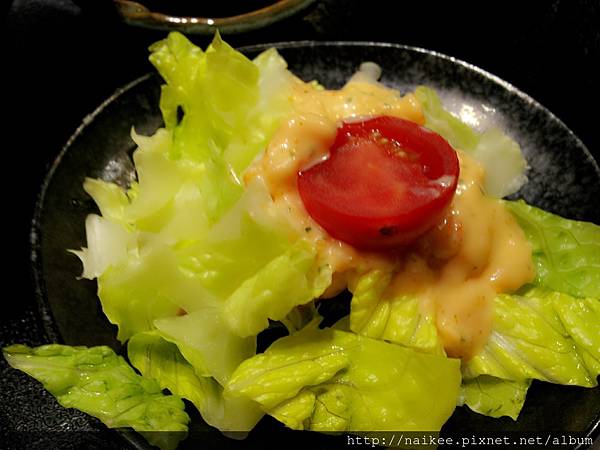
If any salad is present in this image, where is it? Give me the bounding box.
[4,32,600,450]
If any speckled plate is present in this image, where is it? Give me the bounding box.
[21,42,600,449]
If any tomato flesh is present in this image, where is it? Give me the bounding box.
[297,116,460,250]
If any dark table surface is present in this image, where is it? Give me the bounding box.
[2,1,600,449]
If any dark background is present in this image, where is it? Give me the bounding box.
[2,0,599,449]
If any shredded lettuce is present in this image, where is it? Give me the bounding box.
[226,322,461,432]
[3,344,189,450]
[415,86,528,198]
[506,200,600,298]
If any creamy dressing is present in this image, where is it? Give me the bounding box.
[245,77,422,273]
[387,152,534,358]
[244,75,534,359]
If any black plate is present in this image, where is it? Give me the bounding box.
[21,42,600,448]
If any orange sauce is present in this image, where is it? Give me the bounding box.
[245,75,534,359]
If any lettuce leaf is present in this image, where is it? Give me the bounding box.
[348,267,599,424]
[3,344,189,450]
[128,331,263,432]
[70,33,304,351]
[149,32,292,179]
[149,31,257,160]
[349,269,444,355]
[459,376,531,420]
[225,47,295,175]
[82,177,130,225]
[91,178,296,342]
[154,309,255,387]
[415,86,479,152]
[175,179,294,302]
[69,214,136,280]
[226,323,461,432]
[463,289,600,387]
[97,243,199,342]
[81,128,216,240]
[506,200,600,298]
[471,128,528,200]
[415,86,528,198]
[223,241,332,337]
[551,290,600,375]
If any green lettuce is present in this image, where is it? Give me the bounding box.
[81,178,130,226]
[463,289,600,387]
[223,241,332,337]
[349,269,444,355]
[3,344,189,450]
[415,85,479,152]
[415,86,528,198]
[506,200,600,298]
[149,32,292,179]
[154,309,255,387]
[459,376,531,420]
[225,46,295,175]
[81,128,217,239]
[92,179,304,342]
[70,31,294,256]
[69,33,310,348]
[551,290,600,375]
[226,322,461,432]
[96,242,200,342]
[174,179,296,302]
[69,213,136,280]
[128,332,263,432]
[348,266,600,422]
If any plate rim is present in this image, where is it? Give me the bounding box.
[30,73,155,344]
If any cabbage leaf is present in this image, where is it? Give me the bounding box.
[506,200,600,299]
[70,33,302,347]
[459,376,531,420]
[154,309,255,387]
[223,241,332,337]
[149,31,292,179]
[3,344,189,450]
[226,323,461,432]
[128,331,263,432]
[463,289,600,387]
[415,86,528,198]
[97,243,200,342]
[349,269,444,355]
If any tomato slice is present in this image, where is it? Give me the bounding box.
[297,116,460,250]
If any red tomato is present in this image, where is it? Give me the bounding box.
[297,116,460,251]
